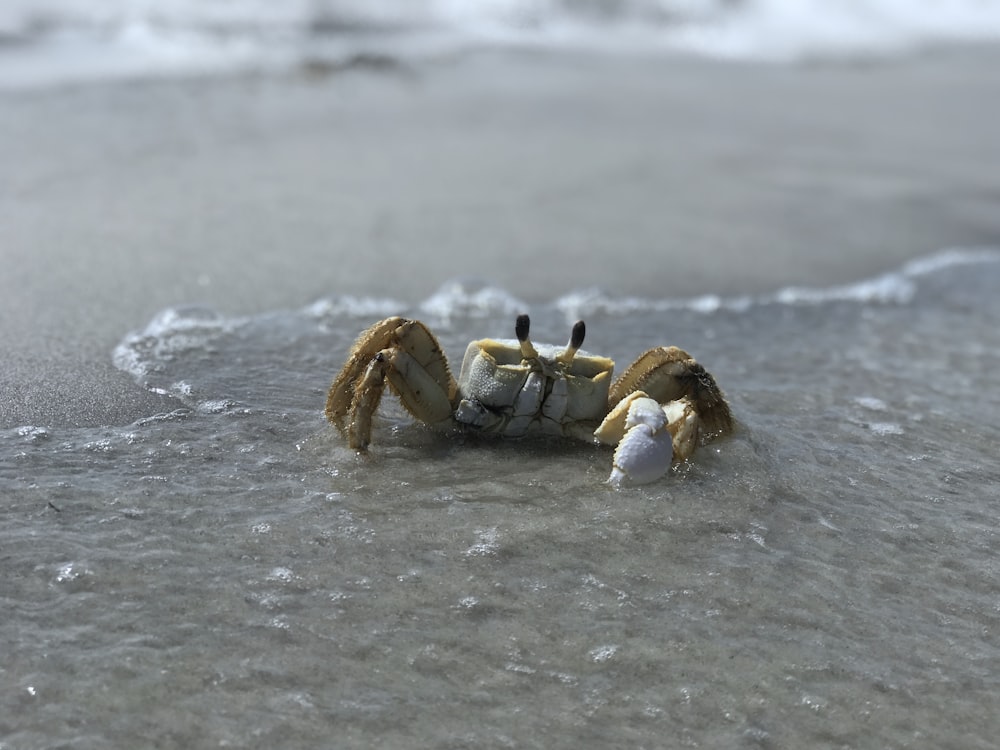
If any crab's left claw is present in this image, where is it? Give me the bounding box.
[595,392,674,488]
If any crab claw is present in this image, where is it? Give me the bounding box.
[595,391,674,488]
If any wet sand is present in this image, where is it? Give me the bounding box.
[3,47,999,427]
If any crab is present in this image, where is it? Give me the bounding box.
[325,315,733,487]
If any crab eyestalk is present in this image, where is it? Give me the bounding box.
[515,314,540,360]
[556,320,586,365]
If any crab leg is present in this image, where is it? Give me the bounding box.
[347,352,391,451]
[661,397,700,462]
[345,346,455,449]
[325,317,458,450]
[326,316,408,428]
[594,344,733,486]
[609,347,733,439]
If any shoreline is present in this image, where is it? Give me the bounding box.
[3,47,1000,427]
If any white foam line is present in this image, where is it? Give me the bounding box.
[5,0,1000,90]
[901,246,1000,278]
[554,246,1000,321]
[303,296,405,320]
[418,281,528,322]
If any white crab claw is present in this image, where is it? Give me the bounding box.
[662,397,699,462]
[597,393,674,488]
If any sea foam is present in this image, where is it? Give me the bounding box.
[3,0,1000,89]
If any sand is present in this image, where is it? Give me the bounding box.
[3,47,999,428]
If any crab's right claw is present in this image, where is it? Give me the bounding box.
[610,346,733,440]
[595,392,674,488]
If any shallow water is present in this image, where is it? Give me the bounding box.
[3,248,1000,748]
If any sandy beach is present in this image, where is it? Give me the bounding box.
[3,47,1000,428]
[6,34,1000,748]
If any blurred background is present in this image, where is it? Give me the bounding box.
[3,0,1000,425]
[4,0,1000,90]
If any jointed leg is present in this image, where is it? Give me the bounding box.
[610,347,733,440]
[325,317,458,450]
[326,317,408,429]
[594,347,732,486]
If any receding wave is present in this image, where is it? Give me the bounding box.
[112,246,1000,412]
[557,246,1000,320]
